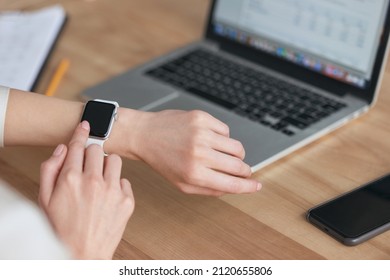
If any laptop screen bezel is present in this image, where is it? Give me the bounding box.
[204,0,390,103]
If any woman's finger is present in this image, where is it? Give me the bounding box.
[84,144,105,175]
[103,154,123,183]
[39,144,68,209]
[199,111,230,137]
[62,121,90,172]
[206,149,252,178]
[208,132,246,160]
[190,167,261,194]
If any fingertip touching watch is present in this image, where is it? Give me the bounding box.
[80,99,119,153]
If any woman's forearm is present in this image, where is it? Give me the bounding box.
[4,89,141,159]
[5,89,83,147]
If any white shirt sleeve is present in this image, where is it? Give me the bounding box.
[0,86,10,147]
[0,180,71,259]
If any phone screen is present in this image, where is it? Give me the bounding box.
[309,174,390,239]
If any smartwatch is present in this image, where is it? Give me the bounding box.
[80,99,119,152]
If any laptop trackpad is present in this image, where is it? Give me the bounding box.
[83,73,176,109]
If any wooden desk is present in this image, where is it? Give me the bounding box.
[1,0,390,259]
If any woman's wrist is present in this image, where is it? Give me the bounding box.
[104,107,150,160]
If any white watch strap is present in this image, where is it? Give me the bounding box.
[86,137,107,155]
[85,137,105,147]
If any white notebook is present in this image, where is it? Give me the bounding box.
[0,5,66,91]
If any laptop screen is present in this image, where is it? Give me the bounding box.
[211,0,389,89]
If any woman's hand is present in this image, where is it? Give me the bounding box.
[125,110,262,196]
[5,90,260,197]
[39,121,134,259]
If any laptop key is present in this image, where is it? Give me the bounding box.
[282,117,309,129]
[282,129,295,136]
[272,121,289,131]
[296,113,317,124]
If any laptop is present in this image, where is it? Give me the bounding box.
[84,0,390,171]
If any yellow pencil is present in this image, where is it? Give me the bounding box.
[45,58,70,96]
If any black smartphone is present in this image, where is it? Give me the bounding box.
[307,173,390,246]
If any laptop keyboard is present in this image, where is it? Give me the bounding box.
[146,49,346,136]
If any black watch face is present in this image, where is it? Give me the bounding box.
[81,101,116,138]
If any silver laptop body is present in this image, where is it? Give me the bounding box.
[84,0,390,171]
